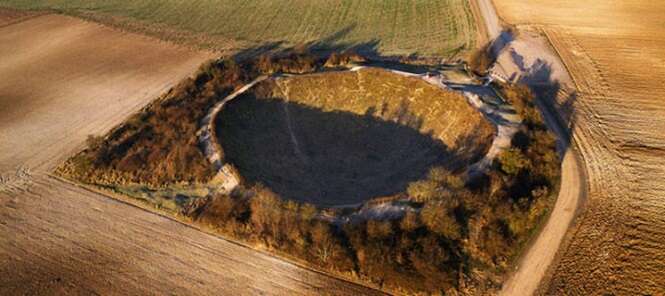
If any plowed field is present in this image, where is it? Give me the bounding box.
[493,1,665,294]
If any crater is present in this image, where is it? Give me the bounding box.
[215,68,493,207]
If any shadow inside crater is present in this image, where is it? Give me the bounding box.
[216,94,468,207]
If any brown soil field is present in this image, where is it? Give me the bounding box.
[493,1,665,294]
[0,13,379,295]
[0,13,213,172]
[217,69,493,206]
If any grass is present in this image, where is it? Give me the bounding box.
[0,0,477,58]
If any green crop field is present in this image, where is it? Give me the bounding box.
[0,0,477,57]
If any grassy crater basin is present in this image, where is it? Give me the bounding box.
[215,68,493,207]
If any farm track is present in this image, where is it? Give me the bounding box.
[0,13,380,295]
[491,0,665,294]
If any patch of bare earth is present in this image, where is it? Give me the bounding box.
[493,1,665,294]
[0,14,377,295]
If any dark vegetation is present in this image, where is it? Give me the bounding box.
[468,42,496,74]
[59,50,560,294]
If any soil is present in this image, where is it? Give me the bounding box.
[0,14,212,172]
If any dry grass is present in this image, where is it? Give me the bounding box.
[1,0,477,58]
[493,0,665,294]
[273,68,493,150]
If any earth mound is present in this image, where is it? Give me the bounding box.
[216,68,493,206]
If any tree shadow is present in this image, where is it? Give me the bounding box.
[510,48,526,72]
[490,30,515,58]
[215,94,469,207]
[230,25,441,70]
[231,25,381,61]
[510,53,578,154]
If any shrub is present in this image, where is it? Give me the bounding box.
[406,179,440,202]
[254,51,319,74]
[468,42,495,74]
[400,210,420,232]
[420,201,462,240]
[501,84,546,129]
[86,134,104,150]
[324,51,366,68]
[366,220,393,239]
[59,57,252,186]
[499,147,532,175]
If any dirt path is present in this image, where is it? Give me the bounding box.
[199,75,269,171]
[0,14,379,295]
[475,0,502,39]
[474,1,587,295]
[197,75,268,192]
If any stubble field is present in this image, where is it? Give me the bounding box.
[493,0,665,294]
[1,0,477,57]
